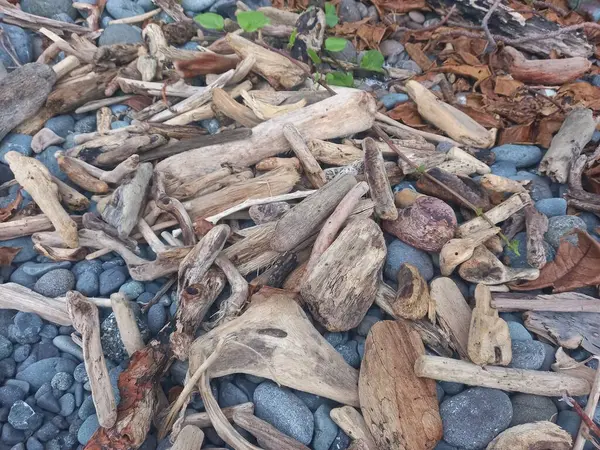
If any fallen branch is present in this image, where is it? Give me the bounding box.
[233,412,310,450]
[362,137,397,220]
[283,123,326,188]
[491,291,600,313]
[110,293,145,357]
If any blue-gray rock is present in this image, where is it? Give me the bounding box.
[356,338,364,360]
[39,325,58,340]
[147,304,167,334]
[0,335,13,360]
[0,163,13,185]
[434,442,458,450]
[99,267,128,296]
[0,24,33,68]
[5,380,29,395]
[329,429,350,450]
[73,363,88,384]
[509,340,546,370]
[77,414,99,445]
[535,198,567,218]
[312,404,338,450]
[0,236,35,263]
[218,381,249,408]
[73,116,97,134]
[254,381,314,445]
[101,312,149,362]
[22,262,71,278]
[26,437,43,450]
[31,341,59,360]
[294,390,328,412]
[0,386,26,406]
[36,391,60,413]
[324,331,348,348]
[135,292,153,306]
[511,172,553,202]
[0,133,33,163]
[440,381,464,396]
[540,342,556,371]
[557,410,581,440]
[379,40,404,57]
[51,372,73,391]
[335,341,361,369]
[13,344,31,363]
[170,360,188,384]
[380,93,409,110]
[356,315,380,337]
[35,422,59,442]
[182,0,217,12]
[34,383,51,400]
[75,271,100,297]
[9,265,37,289]
[52,336,83,361]
[0,358,16,380]
[106,0,145,18]
[12,312,42,345]
[385,239,434,281]
[72,260,103,278]
[1,423,25,445]
[78,395,96,421]
[329,40,357,63]
[545,215,587,249]
[16,358,78,390]
[35,146,68,181]
[579,211,600,234]
[33,269,75,297]
[503,232,555,269]
[233,375,257,400]
[58,393,75,417]
[507,322,532,341]
[491,144,542,168]
[118,280,144,300]
[440,387,512,450]
[490,161,517,177]
[339,0,361,22]
[509,393,557,426]
[436,384,445,403]
[21,0,76,18]
[8,400,42,430]
[45,116,74,138]
[102,257,125,270]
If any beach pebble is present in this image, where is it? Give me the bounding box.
[254,381,314,445]
[182,0,218,11]
[408,10,425,23]
[77,414,99,445]
[535,198,567,218]
[72,260,103,278]
[312,404,338,450]
[12,313,42,345]
[557,410,581,440]
[490,161,517,177]
[545,215,587,248]
[385,239,434,281]
[503,232,555,269]
[440,381,464,396]
[44,116,74,138]
[491,144,542,168]
[379,40,404,57]
[440,387,512,449]
[339,0,361,22]
[16,358,78,390]
[75,271,100,297]
[58,393,75,417]
[9,265,37,289]
[218,381,249,408]
[147,304,167,334]
[33,269,75,297]
[507,322,532,341]
[99,24,143,45]
[119,280,145,300]
[35,146,67,181]
[0,24,33,68]
[51,372,73,391]
[8,401,42,430]
[13,344,31,363]
[22,262,71,278]
[329,429,351,450]
[0,134,33,163]
[99,267,128,296]
[20,0,77,18]
[335,341,361,369]
[52,336,83,361]
[0,335,13,360]
[1,423,25,444]
[0,386,26,407]
[36,392,60,413]
[509,394,557,426]
[380,93,409,109]
[106,0,145,17]
[509,340,546,370]
[356,315,380,337]
[26,437,43,450]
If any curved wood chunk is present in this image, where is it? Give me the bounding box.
[486,421,572,450]
[359,321,442,450]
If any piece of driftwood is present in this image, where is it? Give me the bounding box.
[66,292,117,428]
[390,264,431,320]
[0,283,70,325]
[283,123,326,188]
[415,355,591,396]
[248,201,291,224]
[156,92,376,185]
[457,193,531,237]
[468,284,511,366]
[248,252,298,292]
[524,311,600,354]
[552,348,596,385]
[460,245,540,285]
[271,174,356,252]
[101,163,153,238]
[5,152,78,248]
[301,219,386,332]
[491,291,600,313]
[183,403,254,429]
[55,152,109,193]
[52,175,90,211]
[110,293,145,357]
[233,412,310,450]
[212,87,261,128]
[205,255,249,329]
[539,108,595,183]
[221,223,279,276]
[255,157,301,172]
[405,80,495,148]
[77,154,140,184]
[329,407,377,450]
[447,147,490,175]
[241,91,306,121]
[359,321,442,450]
[487,422,572,450]
[500,46,591,85]
[362,137,397,221]
[0,63,56,141]
[416,168,490,210]
[308,139,364,166]
[188,288,360,406]
[430,277,472,358]
[480,174,528,197]
[574,356,600,450]
[32,128,65,153]
[524,204,549,269]
[171,425,204,450]
[439,227,500,276]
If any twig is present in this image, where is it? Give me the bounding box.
[574,357,600,450]
[0,28,21,68]
[109,8,160,24]
[533,1,567,16]
[523,86,565,112]
[564,393,600,447]
[481,0,502,52]
[500,22,600,45]
[141,276,176,313]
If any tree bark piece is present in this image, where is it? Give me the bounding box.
[110,293,145,357]
[171,425,204,450]
[301,219,386,332]
[439,227,500,276]
[491,291,600,313]
[329,407,377,450]
[539,108,595,184]
[429,277,472,359]
[271,174,356,252]
[405,80,496,148]
[66,292,117,428]
[5,152,78,248]
[0,63,56,141]
[487,421,572,450]
[468,284,511,366]
[414,355,591,396]
[459,245,540,285]
[283,123,327,188]
[457,193,531,237]
[156,92,376,185]
[188,287,360,406]
[362,137,397,221]
[101,162,153,239]
[233,412,310,450]
[359,321,442,450]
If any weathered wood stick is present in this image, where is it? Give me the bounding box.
[0,283,71,325]
[0,63,55,141]
[233,412,310,450]
[459,245,539,285]
[539,108,595,184]
[5,152,78,247]
[136,218,167,254]
[376,114,461,146]
[329,407,377,450]
[110,293,145,357]
[212,87,262,128]
[183,403,254,429]
[447,146,490,175]
[573,356,600,450]
[492,292,600,313]
[96,106,112,134]
[524,204,549,269]
[170,425,204,450]
[0,0,88,34]
[457,193,531,237]
[53,55,80,79]
[414,355,591,396]
[488,422,572,450]
[51,175,90,211]
[55,151,109,193]
[205,256,249,329]
[283,124,327,188]
[439,227,500,276]
[66,292,117,428]
[362,137,397,220]
[308,139,363,166]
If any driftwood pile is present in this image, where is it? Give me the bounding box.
[4,0,600,448]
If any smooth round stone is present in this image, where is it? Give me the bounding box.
[182,0,218,11]
[545,215,587,249]
[37,391,60,413]
[110,120,129,129]
[22,261,71,278]
[324,332,348,348]
[435,442,458,450]
[16,358,78,390]
[540,342,556,371]
[75,271,99,297]
[44,116,74,138]
[35,146,67,181]
[312,404,338,450]
[0,335,13,360]
[254,381,314,445]
[557,410,581,440]
[356,315,380,337]
[380,93,409,110]
[503,232,555,269]
[13,312,43,345]
[33,269,75,297]
[73,364,87,384]
[0,236,36,263]
[338,0,361,22]
[53,336,83,361]
[218,381,249,408]
[334,341,361,369]
[99,267,128,296]
[58,393,75,417]
[73,116,97,134]
[119,280,144,300]
[77,395,96,420]
[0,386,26,406]
[1,423,25,445]
[51,372,73,391]
[436,384,445,403]
[8,400,42,430]
[329,429,351,450]
[9,265,37,289]
[329,40,357,63]
[535,198,567,218]
[440,381,464,396]
[491,144,542,168]
[379,40,404,57]
[36,422,60,441]
[26,437,44,450]
[0,133,33,163]
[99,23,144,46]
[106,0,145,18]
[408,10,425,23]
[510,394,557,426]
[39,325,58,340]
[356,2,368,18]
[440,387,512,449]
[13,344,31,363]
[0,163,13,185]
[579,211,600,234]
[21,0,76,18]
[0,24,33,68]
[77,414,99,445]
[507,322,532,341]
[385,239,434,281]
[200,118,219,134]
[147,304,167,334]
[71,260,103,278]
[509,340,546,370]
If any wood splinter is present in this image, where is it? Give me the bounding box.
[110,292,145,357]
[233,412,310,450]
[283,123,327,188]
[329,407,377,450]
[66,292,117,428]
[362,137,397,221]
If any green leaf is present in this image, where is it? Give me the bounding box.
[508,239,521,257]
[307,48,322,65]
[416,164,426,174]
[325,71,354,87]
[237,11,270,32]
[324,2,339,27]
[324,37,348,52]
[475,207,483,217]
[288,28,298,49]
[194,12,224,31]
[360,49,384,72]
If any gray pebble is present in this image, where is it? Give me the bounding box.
[99,23,143,46]
[335,341,361,369]
[557,410,581,440]
[338,0,361,22]
[71,260,103,278]
[329,429,350,450]
[380,40,404,57]
[16,357,78,390]
[35,422,59,442]
[147,304,167,334]
[58,393,75,417]
[434,442,458,450]
[535,198,567,218]
[20,0,76,18]
[509,394,557,427]
[78,395,96,421]
[5,380,29,394]
[119,280,144,300]
[312,404,338,450]
[440,381,464,396]
[1,423,25,445]
[507,322,532,341]
[52,336,83,361]
[51,372,73,391]
[36,391,60,413]
[0,334,13,359]
[254,381,314,445]
[509,340,546,370]
[0,236,36,263]
[44,116,74,138]
[9,265,37,289]
[73,364,88,384]
[33,269,75,297]
[0,385,26,406]
[106,0,145,18]
[182,0,217,12]
[491,144,542,168]
[436,384,445,403]
[356,315,380,337]
[76,271,99,297]
[490,161,517,177]
[8,400,42,430]
[26,437,43,450]
[545,215,588,249]
[22,262,71,278]
[385,239,434,281]
[99,267,128,296]
[218,381,249,408]
[77,414,99,445]
[408,10,425,23]
[540,342,556,371]
[293,390,328,412]
[324,332,348,348]
[74,383,83,408]
[0,24,32,68]
[12,312,43,345]
[39,325,58,340]
[12,344,31,363]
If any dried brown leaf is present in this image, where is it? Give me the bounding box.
[498,123,534,145]
[356,23,388,50]
[370,0,424,13]
[511,230,600,293]
[494,76,523,97]
[558,82,600,110]
[456,106,502,128]
[387,102,426,127]
[0,247,21,266]
[434,64,491,82]
[122,95,153,111]
[0,190,22,222]
[456,50,481,66]
[404,43,434,71]
[536,116,564,148]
